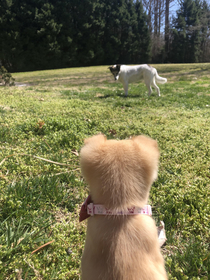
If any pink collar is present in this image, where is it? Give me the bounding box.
[87,203,152,216]
[79,195,152,222]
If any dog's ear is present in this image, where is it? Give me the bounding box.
[116,64,121,71]
[108,66,113,70]
[132,135,159,150]
[83,133,106,146]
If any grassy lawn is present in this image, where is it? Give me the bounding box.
[0,63,209,279]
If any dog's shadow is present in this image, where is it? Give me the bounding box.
[98,93,147,99]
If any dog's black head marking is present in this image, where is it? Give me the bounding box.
[109,64,121,80]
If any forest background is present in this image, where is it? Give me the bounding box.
[0,0,210,72]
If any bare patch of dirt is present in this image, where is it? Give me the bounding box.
[95,93,104,97]
[197,92,210,96]
[0,105,11,110]
[15,82,30,87]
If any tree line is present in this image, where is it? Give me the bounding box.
[0,0,209,72]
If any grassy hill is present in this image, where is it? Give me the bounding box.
[0,64,209,279]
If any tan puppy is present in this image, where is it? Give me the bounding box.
[80,134,168,280]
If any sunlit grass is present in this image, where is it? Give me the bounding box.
[0,63,209,279]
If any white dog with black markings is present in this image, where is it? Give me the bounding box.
[109,64,167,97]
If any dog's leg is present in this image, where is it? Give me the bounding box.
[123,83,128,96]
[152,78,161,97]
[144,79,152,97]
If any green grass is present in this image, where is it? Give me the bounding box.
[0,63,210,279]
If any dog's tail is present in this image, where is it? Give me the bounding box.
[155,70,167,84]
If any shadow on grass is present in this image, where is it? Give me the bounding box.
[98,92,149,99]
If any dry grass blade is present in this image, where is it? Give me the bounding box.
[0,154,16,166]
[0,153,73,167]
[24,259,42,280]
[31,240,54,255]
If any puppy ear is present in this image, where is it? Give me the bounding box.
[132,135,158,149]
[84,133,106,145]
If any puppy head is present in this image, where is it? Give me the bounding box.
[80,134,159,210]
[108,64,121,80]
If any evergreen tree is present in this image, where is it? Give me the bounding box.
[102,0,151,64]
[48,0,77,67]
[0,0,21,70]
[133,0,151,63]
[102,0,124,64]
[0,0,151,71]
[118,0,135,63]
[119,0,151,64]
[199,0,210,61]
[69,0,105,66]
[169,0,203,63]
[0,0,76,71]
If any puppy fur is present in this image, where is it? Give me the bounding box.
[109,64,167,97]
[80,134,168,280]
